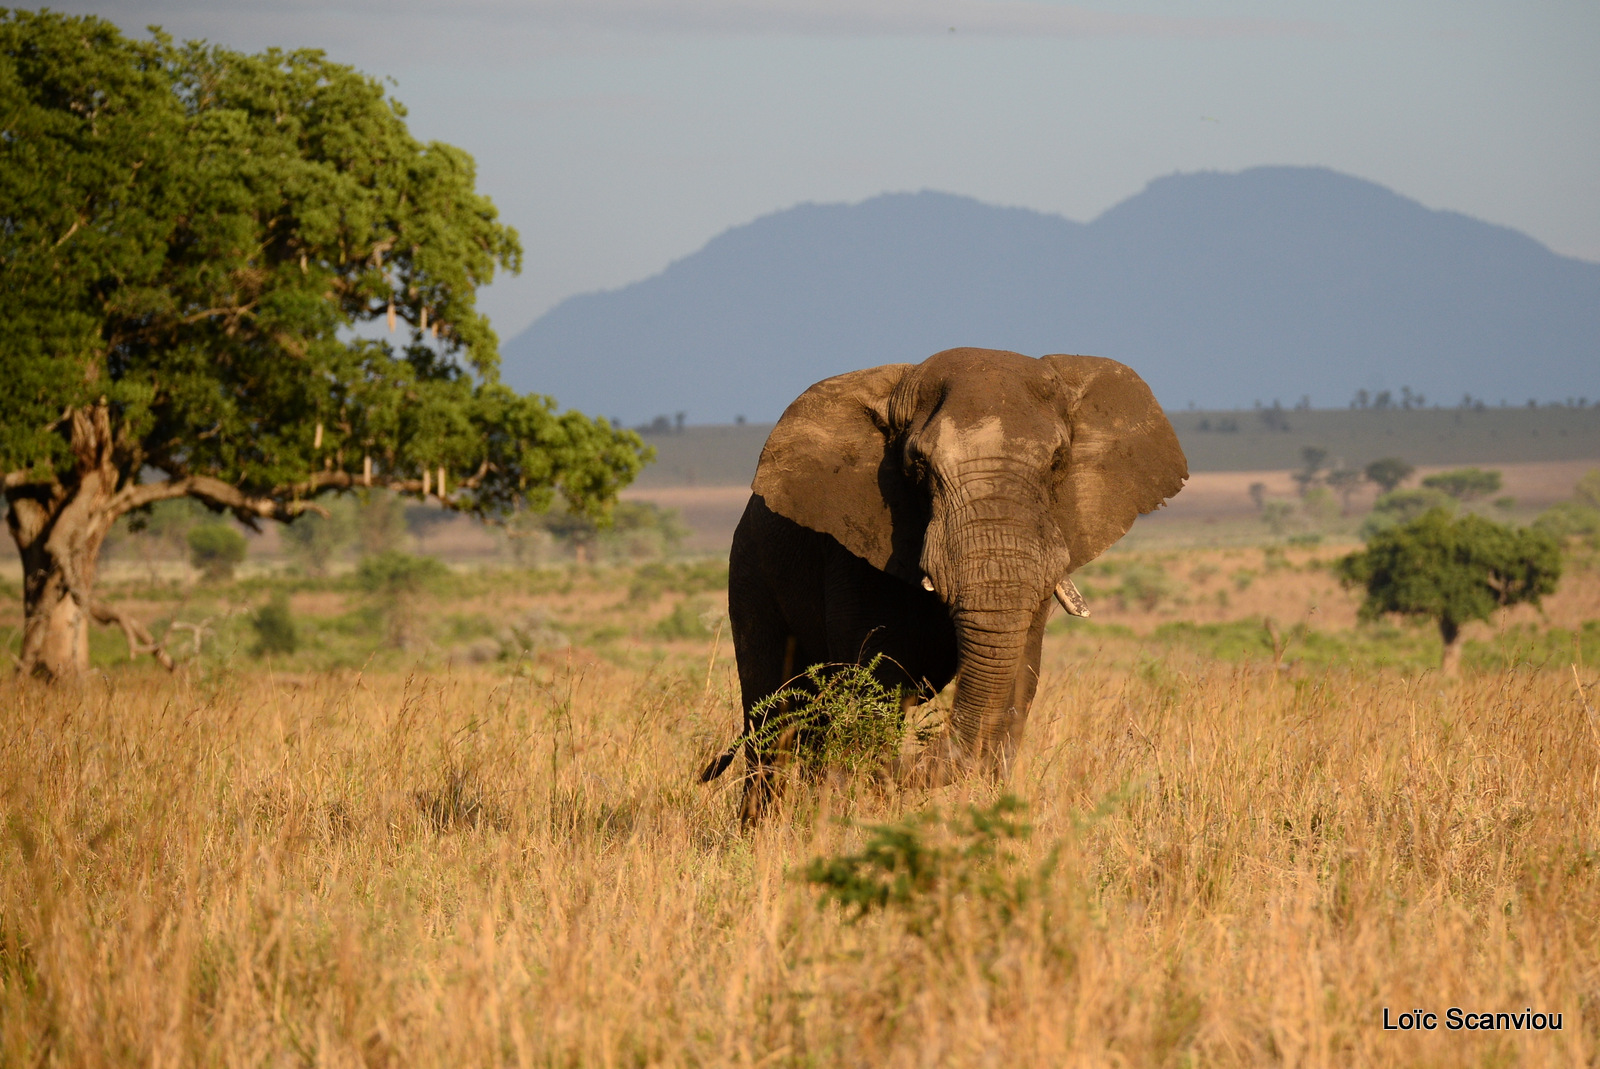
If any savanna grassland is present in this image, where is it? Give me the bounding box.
[4,540,1600,1067]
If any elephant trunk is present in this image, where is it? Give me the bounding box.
[926,486,1064,770]
[947,604,1037,765]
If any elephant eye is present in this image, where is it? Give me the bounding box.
[904,445,930,480]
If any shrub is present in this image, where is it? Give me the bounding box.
[1116,563,1178,611]
[187,522,247,582]
[652,598,715,640]
[747,656,910,775]
[249,593,298,656]
[803,795,1051,937]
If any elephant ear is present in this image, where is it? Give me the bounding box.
[751,364,924,582]
[1042,354,1188,569]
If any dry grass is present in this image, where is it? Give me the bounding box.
[4,635,1600,1066]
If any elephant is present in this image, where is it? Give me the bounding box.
[701,347,1187,821]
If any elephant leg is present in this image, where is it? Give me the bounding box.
[728,500,830,823]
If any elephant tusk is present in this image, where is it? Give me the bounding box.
[921,576,935,592]
[1054,578,1090,617]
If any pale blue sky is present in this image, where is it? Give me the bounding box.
[80,1,1600,339]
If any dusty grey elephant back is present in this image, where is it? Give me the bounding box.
[751,349,1187,579]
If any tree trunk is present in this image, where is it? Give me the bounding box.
[6,406,121,680]
[1439,617,1462,677]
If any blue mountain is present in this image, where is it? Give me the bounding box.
[501,166,1600,423]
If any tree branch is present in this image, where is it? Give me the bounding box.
[89,600,176,671]
[105,465,492,529]
[179,301,259,325]
[110,474,299,521]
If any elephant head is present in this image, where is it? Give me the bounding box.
[751,347,1187,768]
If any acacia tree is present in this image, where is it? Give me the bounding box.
[1420,466,1503,502]
[1,13,647,677]
[1338,509,1561,675]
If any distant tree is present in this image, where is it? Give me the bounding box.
[1339,510,1561,675]
[1534,501,1600,551]
[356,551,448,648]
[1574,469,1600,510]
[1420,467,1503,502]
[1325,468,1364,514]
[1364,457,1414,493]
[283,498,357,576]
[0,13,647,677]
[404,502,458,553]
[529,499,688,562]
[1292,446,1328,494]
[1360,488,1457,539]
[187,523,247,582]
[1248,482,1268,511]
[356,492,409,556]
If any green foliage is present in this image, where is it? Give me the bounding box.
[186,523,247,581]
[651,598,715,640]
[1364,457,1414,493]
[803,796,1050,933]
[748,657,910,775]
[1359,487,1457,538]
[1339,509,1562,642]
[1533,501,1600,550]
[1420,467,1503,502]
[0,10,647,528]
[249,593,298,656]
[1152,618,1437,670]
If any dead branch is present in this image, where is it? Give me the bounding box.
[90,600,176,671]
